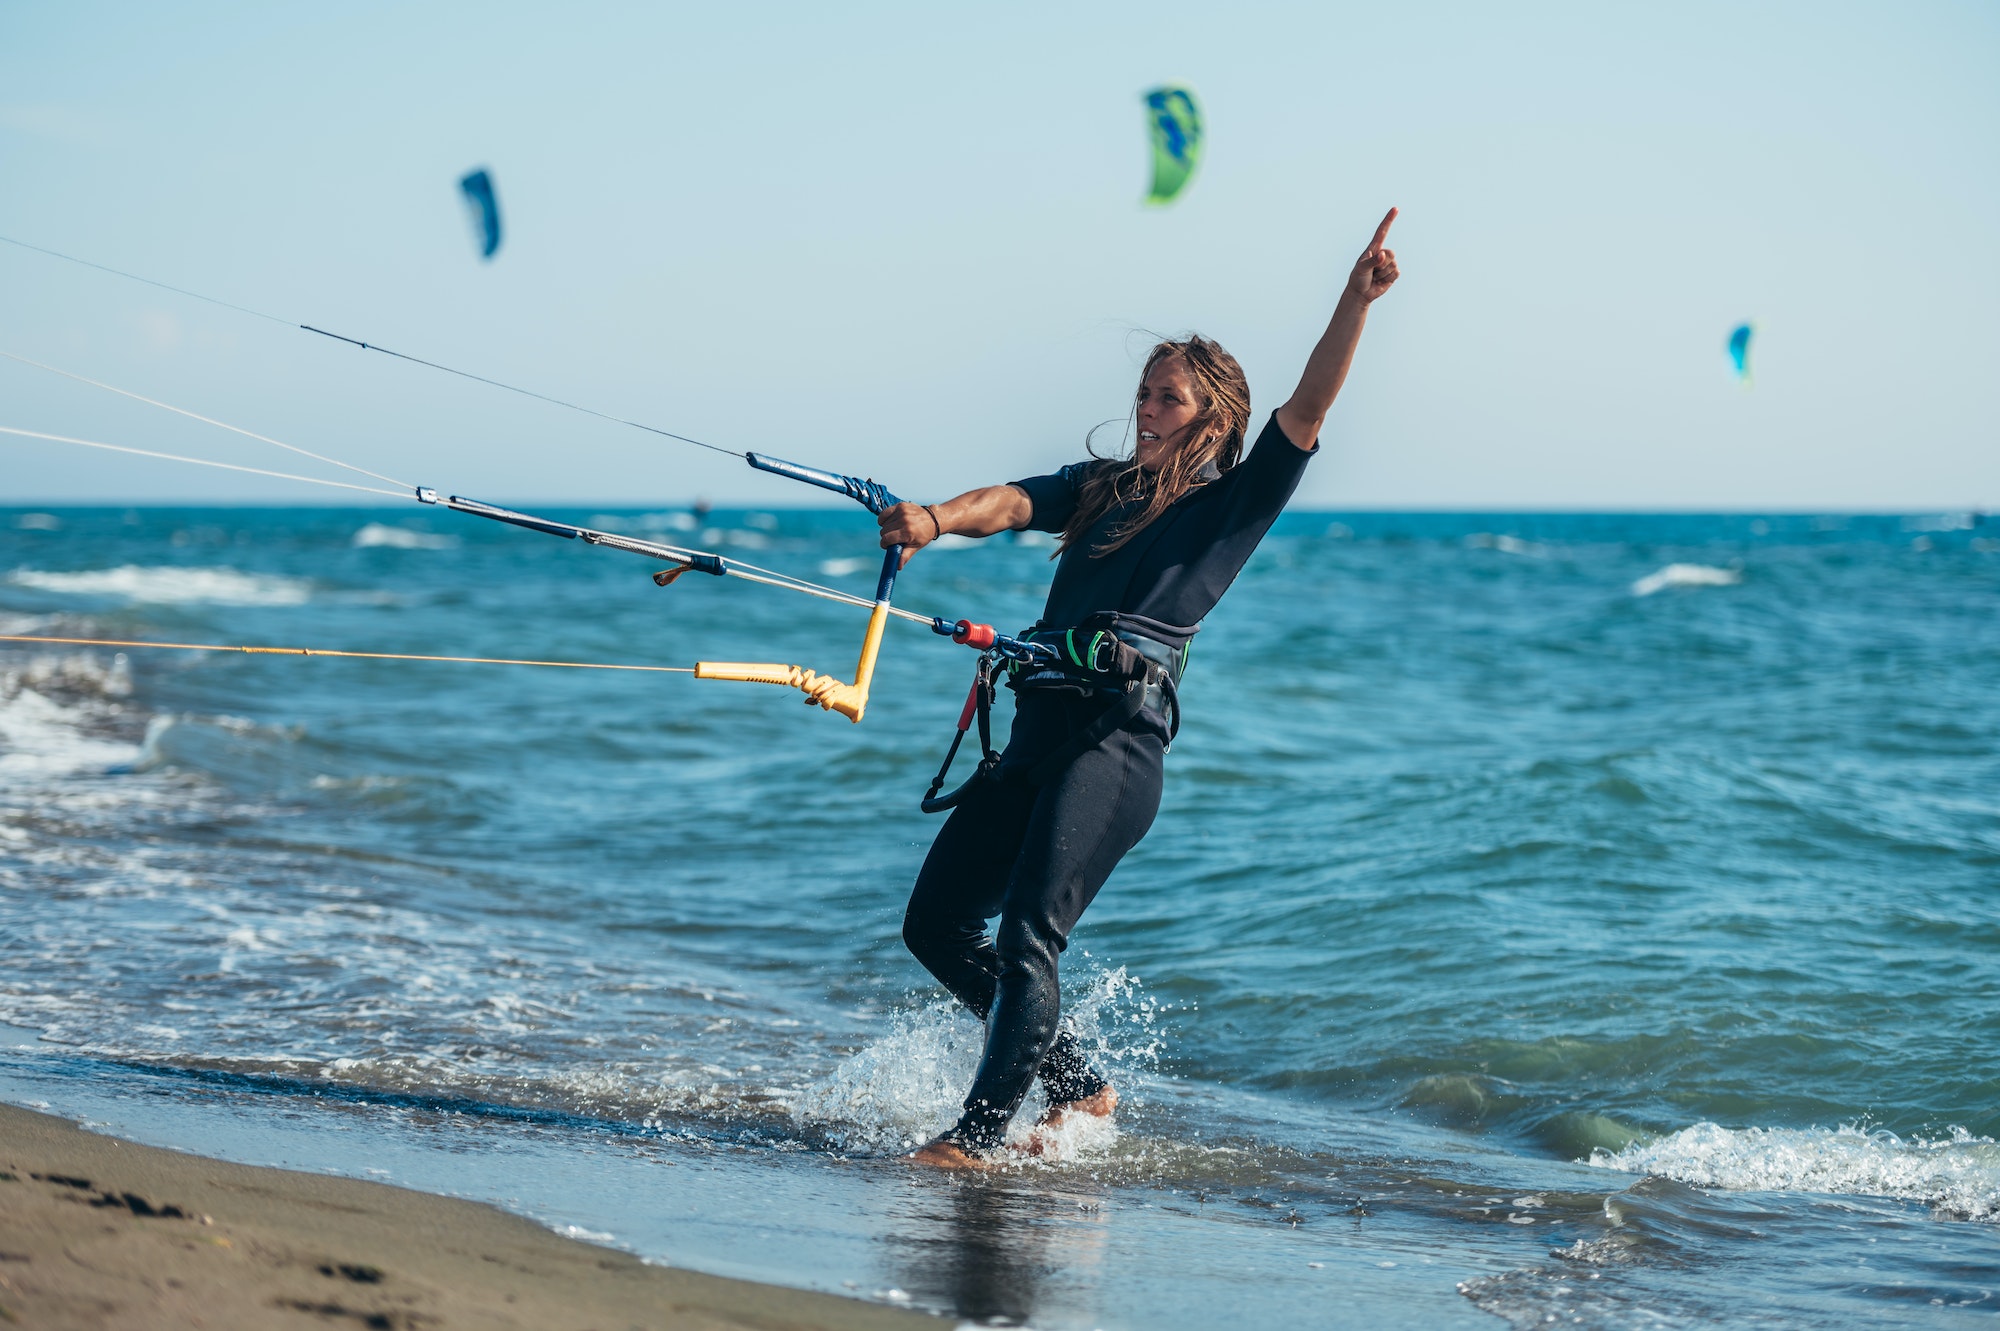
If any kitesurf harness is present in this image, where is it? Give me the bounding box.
[922,612,1194,812]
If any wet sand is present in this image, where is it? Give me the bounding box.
[0,1102,931,1330]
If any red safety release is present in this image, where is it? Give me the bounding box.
[952,620,996,649]
[955,678,982,730]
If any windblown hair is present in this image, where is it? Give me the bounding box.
[1058,335,1252,558]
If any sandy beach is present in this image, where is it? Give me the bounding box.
[0,1102,933,1331]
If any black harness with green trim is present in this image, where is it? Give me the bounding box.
[921,612,1194,812]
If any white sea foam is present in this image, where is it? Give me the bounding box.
[14,513,61,532]
[0,661,141,782]
[1591,1122,2000,1221]
[1630,563,1741,597]
[0,612,62,637]
[1902,513,1977,533]
[697,528,769,550]
[9,565,312,606]
[352,523,456,550]
[591,513,703,535]
[817,557,869,578]
[1464,532,1548,557]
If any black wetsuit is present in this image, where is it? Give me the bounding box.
[902,411,1315,1150]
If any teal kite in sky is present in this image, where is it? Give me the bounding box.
[1143,86,1202,206]
[459,168,501,260]
[1727,322,1753,383]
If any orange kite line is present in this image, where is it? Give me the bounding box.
[0,634,693,673]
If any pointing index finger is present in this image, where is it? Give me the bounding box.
[1368,207,1399,253]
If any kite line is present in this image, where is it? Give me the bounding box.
[0,634,695,674]
[0,235,1064,724]
[0,233,742,458]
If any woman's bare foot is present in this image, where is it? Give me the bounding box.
[1038,1084,1118,1127]
[1022,1085,1118,1157]
[906,1138,989,1170]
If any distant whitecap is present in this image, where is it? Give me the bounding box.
[352,523,456,550]
[1631,563,1740,597]
[1902,513,1976,533]
[1465,532,1548,557]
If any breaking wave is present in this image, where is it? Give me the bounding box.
[0,650,140,781]
[1591,1121,2000,1221]
[9,565,312,606]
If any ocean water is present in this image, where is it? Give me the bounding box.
[2,503,1996,1328]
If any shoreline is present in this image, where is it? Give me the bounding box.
[0,1101,932,1330]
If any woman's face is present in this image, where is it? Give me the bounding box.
[1134,357,1201,471]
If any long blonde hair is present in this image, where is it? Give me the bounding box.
[1058,336,1251,557]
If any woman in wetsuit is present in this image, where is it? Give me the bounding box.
[876,209,1402,1167]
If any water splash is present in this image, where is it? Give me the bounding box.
[790,964,1167,1159]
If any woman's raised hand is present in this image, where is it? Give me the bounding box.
[1273,206,1404,448]
[1347,207,1401,304]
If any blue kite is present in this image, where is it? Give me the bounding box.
[1727,322,1753,383]
[459,168,501,260]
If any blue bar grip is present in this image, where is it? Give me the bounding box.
[875,546,901,604]
[745,452,900,515]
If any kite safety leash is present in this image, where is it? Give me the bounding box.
[921,652,1002,813]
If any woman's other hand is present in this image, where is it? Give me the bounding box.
[877,487,1034,568]
[879,501,942,567]
[1347,207,1401,304]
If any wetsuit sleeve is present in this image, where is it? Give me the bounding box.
[1219,411,1316,529]
[1009,461,1092,533]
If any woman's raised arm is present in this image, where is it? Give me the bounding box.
[1273,208,1401,452]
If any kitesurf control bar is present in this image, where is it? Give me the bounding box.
[745,451,901,602]
[692,451,910,721]
[744,452,896,516]
[416,465,1056,722]
[741,454,1058,668]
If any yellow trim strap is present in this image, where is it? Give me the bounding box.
[695,600,889,723]
[0,634,695,674]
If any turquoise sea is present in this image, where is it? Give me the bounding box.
[1,503,1996,1328]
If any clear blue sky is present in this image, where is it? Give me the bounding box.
[2,1,1994,509]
